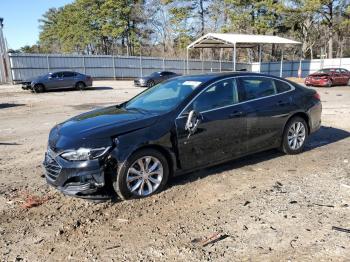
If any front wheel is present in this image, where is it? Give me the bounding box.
[113,149,169,200]
[327,79,333,87]
[281,117,308,154]
[147,80,155,88]
[33,84,45,93]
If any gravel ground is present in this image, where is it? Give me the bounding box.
[0,80,349,261]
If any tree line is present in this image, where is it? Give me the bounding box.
[13,0,350,61]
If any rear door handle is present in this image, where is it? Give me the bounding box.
[229,111,245,118]
[276,100,289,106]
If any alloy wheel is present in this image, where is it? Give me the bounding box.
[126,156,163,196]
[287,122,306,150]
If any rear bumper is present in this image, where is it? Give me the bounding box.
[43,149,107,198]
[308,101,322,134]
[85,79,93,87]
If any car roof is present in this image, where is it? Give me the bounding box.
[179,72,283,82]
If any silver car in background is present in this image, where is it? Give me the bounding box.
[21,71,93,92]
[134,71,180,88]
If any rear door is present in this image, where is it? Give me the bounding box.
[332,69,343,85]
[175,78,247,170]
[236,76,296,153]
[62,72,76,88]
[340,69,350,84]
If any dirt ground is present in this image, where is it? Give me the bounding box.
[0,80,349,261]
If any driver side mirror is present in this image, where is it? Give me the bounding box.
[185,110,201,137]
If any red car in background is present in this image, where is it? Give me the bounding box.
[305,68,350,87]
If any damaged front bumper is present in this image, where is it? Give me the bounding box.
[43,148,111,199]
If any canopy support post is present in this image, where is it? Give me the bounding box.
[186,48,189,75]
[219,48,223,72]
[258,44,262,73]
[201,49,204,73]
[233,43,236,71]
[280,46,284,77]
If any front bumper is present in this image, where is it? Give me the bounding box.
[22,82,32,90]
[43,148,108,198]
[134,79,147,87]
[305,78,329,87]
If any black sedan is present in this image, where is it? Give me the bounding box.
[44,72,322,200]
[134,71,180,88]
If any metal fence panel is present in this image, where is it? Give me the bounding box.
[8,53,350,82]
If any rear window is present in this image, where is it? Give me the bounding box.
[237,77,277,101]
[275,80,292,93]
[63,72,75,77]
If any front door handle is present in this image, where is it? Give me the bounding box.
[229,111,245,118]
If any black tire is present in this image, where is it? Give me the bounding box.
[75,81,86,90]
[281,116,309,155]
[113,148,169,200]
[33,84,45,93]
[147,80,155,88]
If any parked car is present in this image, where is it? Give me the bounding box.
[134,71,180,88]
[21,71,93,92]
[44,72,322,200]
[305,68,350,87]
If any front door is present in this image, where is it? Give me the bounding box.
[175,78,247,170]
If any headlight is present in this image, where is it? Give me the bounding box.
[61,147,110,161]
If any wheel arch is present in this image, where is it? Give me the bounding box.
[285,112,311,134]
[117,144,177,178]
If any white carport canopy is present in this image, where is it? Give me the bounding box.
[186,33,301,76]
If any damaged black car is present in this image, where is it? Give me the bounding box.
[44,72,322,200]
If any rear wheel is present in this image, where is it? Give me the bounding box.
[75,81,86,90]
[281,117,308,155]
[113,148,169,200]
[33,84,45,93]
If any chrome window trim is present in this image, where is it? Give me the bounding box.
[176,75,295,119]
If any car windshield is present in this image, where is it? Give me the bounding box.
[150,72,161,77]
[125,78,203,113]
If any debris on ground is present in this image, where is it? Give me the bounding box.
[191,232,229,247]
[312,203,334,208]
[332,226,350,234]
[20,193,53,209]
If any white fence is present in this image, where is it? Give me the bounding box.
[7,53,350,82]
[252,58,350,78]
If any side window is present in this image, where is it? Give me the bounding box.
[238,77,277,101]
[275,80,292,93]
[192,79,239,112]
[63,72,75,77]
[341,69,348,73]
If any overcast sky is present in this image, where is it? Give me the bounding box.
[0,0,73,50]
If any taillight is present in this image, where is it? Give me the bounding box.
[313,92,320,100]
